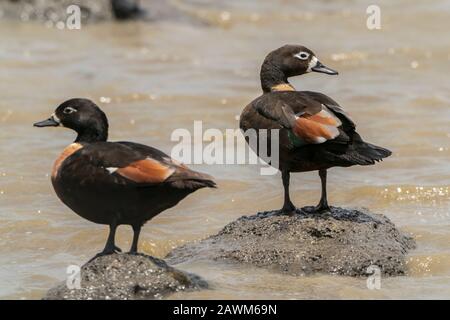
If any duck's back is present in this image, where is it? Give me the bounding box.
[51,141,215,225]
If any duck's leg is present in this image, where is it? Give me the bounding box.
[101,223,120,254]
[90,223,121,261]
[129,224,142,254]
[315,169,331,212]
[281,169,296,214]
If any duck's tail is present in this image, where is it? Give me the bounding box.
[181,174,217,190]
[168,168,217,190]
[350,141,391,166]
[355,141,392,162]
[309,132,391,167]
[347,133,392,165]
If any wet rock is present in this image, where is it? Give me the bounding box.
[111,0,145,20]
[44,253,207,300]
[0,0,113,24]
[167,207,416,277]
[0,0,205,25]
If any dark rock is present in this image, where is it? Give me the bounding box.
[0,0,207,25]
[111,0,145,21]
[44,253,207,300]
[167,207,416,277]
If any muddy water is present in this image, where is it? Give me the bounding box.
[0,0,449,299]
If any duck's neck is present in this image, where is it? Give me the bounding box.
[75,124,108,143]
[260,61,295,93]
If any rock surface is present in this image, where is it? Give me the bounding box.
[167,207,416,277]
[0,0,113,23]
[45,253,207,300]
[0,0,204,24]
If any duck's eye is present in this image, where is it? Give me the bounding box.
[294,52,310,60]
[63,107,77,114]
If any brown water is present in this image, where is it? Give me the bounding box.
[0,0,449,299]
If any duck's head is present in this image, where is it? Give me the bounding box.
[260,45,338,92]
[34,98,109,143]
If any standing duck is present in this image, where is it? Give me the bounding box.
[34,98,216,257]
[240,45,391,214]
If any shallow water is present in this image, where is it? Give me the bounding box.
[0,0,449,299]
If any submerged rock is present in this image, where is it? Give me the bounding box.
[167,207,416,277]
[45,253,207,300]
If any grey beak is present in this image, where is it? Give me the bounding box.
[33,116,60,127]
[311,61,339,75]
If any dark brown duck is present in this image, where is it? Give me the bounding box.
[34,98,216,257]
[240,45,391,214]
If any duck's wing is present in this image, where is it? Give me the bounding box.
[299,91,356,131]
[61,142,215,190]
[249,91,391,166]
[253,92,351,147]
[116,142,216,189]
[298,91,392,164]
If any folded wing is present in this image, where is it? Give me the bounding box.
[254,92,346,147]
[66,142,216,190]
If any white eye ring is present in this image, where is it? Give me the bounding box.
[294,52,310,60]
[63,107,77,114]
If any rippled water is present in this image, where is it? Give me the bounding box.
[0,0,449,299]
